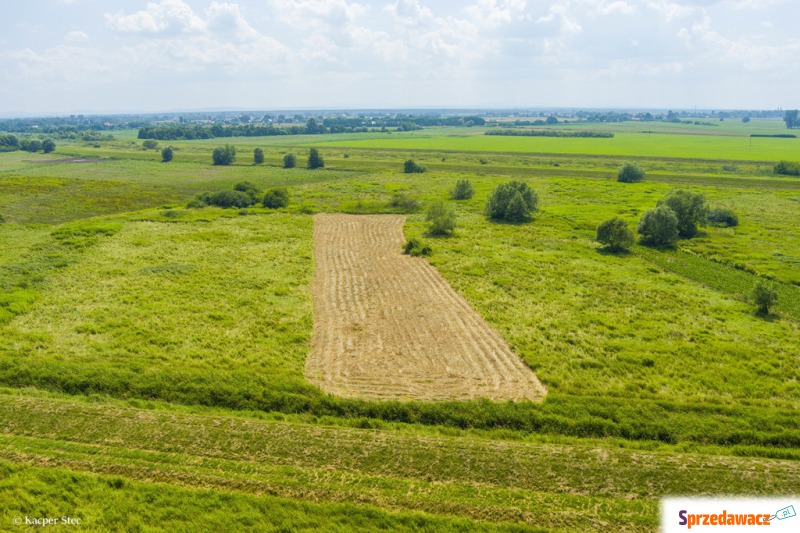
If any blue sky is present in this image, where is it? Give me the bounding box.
[1,0,798,115]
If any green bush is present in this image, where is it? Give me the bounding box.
[263,188,289,209]
[707,207,738,227]
[752,281,778,314]
[209,190,253,208]
[234,181,261,203]
[161,146,174,162]
[212,145,236,165]
[450,179,474,200]
[403,159,426,173]
[307,148,324,169]
[142,140,158,150]
[283,153,296,169]
[253,148,264,164]
[657,189,708,238]
[426,202,456,236]
[388,193,420,213]
[402,238,432,257]
[637,206,679,246]
[618,162,645,183]
[42,139,56,154]
[484,181,539,222]
[185,198,206,209]
[774,160,800,176]
[596,217,634,252]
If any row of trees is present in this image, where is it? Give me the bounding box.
[207,146,324,169]
[0,134,56,153]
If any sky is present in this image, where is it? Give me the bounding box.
[0,0,798,115]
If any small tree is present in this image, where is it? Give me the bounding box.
[426,202,456,236]
[234,181,260,202]
[307,148,324,169]
[403,159,426,173]
[263,188,289,209]
[42,139,56,153]
[142,140,159,150]
[450,179,474,200]
[161,146,174,162]
[637,206,679,246]
[283,153,297,169]
[596,217,634,252]
[618,162,645,183]
[212,145,236,165]
[657,189,708,238]
[485,181,539,222]
[752,280,778,314]
[253,148,264,164]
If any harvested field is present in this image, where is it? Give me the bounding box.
[306,213,546,402]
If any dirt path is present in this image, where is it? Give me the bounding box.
[306,213,546,402]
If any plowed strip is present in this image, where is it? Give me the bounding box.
[306,214,547,401]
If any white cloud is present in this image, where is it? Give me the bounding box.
[597,1,637,15]
[105,0,206,34]
[65,31,89,43]
[270,0,369,28]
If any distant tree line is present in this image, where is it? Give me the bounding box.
[137,115,487,140]
[486,129,614,138]
[785,110,799,129]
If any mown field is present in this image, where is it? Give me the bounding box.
[0,119,798,531]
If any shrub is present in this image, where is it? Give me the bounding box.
[403,238,432,257]
[263,188,289,209]
[657,189,708,238]
[253,148,264,164]
[185,198,206,209]
[388,193,420,213]
[426,202,456,236]
[42,139,56,154]
[752,280,778,314]
[707,207,739,227]
[21,139,42,152]
[484,181,539,222]
[307,148,324,169]
[596,217,634,252]
[209,190,253,208]
[161,146,174,162]
[450,179,474,200]
[234,181,261,203]
[212,145,236,165]
[142,140,159,150]
[403,159,426,173]
[637,206,679,246]
[283,153,297,168]
[618,162,645,183]
[774,160,800,176]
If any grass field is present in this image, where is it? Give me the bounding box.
[1,121,798,530]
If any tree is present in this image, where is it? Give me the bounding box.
[307,148,324,169]
[263,188,289,209]
[142,140,159,150]
[42,139,56,154]
[742,116,750,123]
[161,146,174,162]
[212,145,236,165]
[450,179,474,200]
[21,139,42,152]
[784,110,799,129]
[426,202,456,236]
[546,116,559,125]
[618,161,645,183]
[234,181,260,203]
[403,159,426,173]
[752,280,778,314]
[657,189,708,238]
[637,206,679,246]
[253,148,264,164]
[485,181,539,222]
[596,217,634,252]
[283,153,297,168]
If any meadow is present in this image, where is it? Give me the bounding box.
[0,118,798,530]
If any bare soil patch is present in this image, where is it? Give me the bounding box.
[306,213,546,402]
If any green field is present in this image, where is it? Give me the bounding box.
[1,122,799,531]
